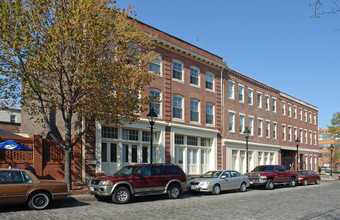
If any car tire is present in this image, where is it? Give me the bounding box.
[316,178,320,184]
[303,179,308,186]
[289,178,296,187]
[212,184,221,195]
[112,186,131,204]
[27,191,50,210]
[265,179,274,190]
[168,184,181,199]
[240,182,247,192]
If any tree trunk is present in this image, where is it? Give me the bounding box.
[64,149,72,190]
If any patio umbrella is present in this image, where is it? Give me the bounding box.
[0,139,33,151]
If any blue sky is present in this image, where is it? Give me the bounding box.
[117,0,340,129]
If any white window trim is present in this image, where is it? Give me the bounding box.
[282,101,286,116]
[229,110,236,133]
[238,84,245,103]
[258,118,263,137]
[149,88,163,119]
[239,113,246,134]
[272,97,277,113]
[172,60,184,83]
[273,122,277,139]
[229,80,235,100]
[288,103,292,118]
[282,124,287,141]
[173,94,184,122]
[205,72,215,92]
[248,88,254,106]
[149,52,162,76]
[249,116,254,136]
[206,102,215,127]
[190,99,200,124]
[288,125,292,142]
[257,92,262,109]
[293,105,297,119]
[190,66,200,88]
[266,120,271,138]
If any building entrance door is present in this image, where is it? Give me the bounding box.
[101,142,118,175]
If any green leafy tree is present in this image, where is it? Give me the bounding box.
[0,0,157,189]
[328,112,340,166]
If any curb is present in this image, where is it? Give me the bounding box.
[72,194,96,202]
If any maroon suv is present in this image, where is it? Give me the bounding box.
[88,164,187,204]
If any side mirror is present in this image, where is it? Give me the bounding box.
[221,175,227,179]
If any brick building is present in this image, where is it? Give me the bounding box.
[19,21,319,180]
[318,129,339,168]
[222,68,319,173]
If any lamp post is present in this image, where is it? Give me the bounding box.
[147,107,158,164]
[243,127,251,173]
[329,144,334,178]
[295,138,300,171]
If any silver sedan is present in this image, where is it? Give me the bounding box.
[188,170,250,195]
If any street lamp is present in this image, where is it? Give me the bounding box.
[295,138,300,171]
[147,107,158,164]
[243,126,251,173]
[329,144,334,178]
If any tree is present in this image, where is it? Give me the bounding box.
[312,0,340,18]
[328,111,340,165]
[0,0,157,190]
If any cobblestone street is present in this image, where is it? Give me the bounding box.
[0,181,339,220]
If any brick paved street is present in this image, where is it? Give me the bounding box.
[0,181,339,220]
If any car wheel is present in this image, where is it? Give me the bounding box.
[212,184,221,195]
[27,191,50,210]
[112,186,131,204]
[168,184,181,199]
[303,179,308,186]
[289,178,296,187]
[316,178,320,184]
[265,179,274,190]
[240,182,247,192]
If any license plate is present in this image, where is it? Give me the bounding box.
[90,187,94,191]
[250,181,253,184]
[191,186,196,190]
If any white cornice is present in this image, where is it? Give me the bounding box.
[156,38,226,69]
[280,92,318,111]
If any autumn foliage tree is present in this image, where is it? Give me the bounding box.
[328,112,340,165]
[0,0,157,189]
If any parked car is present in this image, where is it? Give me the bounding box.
[88,164,187,204]
[187,170,250,195]
[245,165,298,189]
[0,168,71,210]
[298,170,321,185]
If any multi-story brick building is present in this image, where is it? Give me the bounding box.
[318,129,339,168]
[20,21,319,179]
[222,68,319,173]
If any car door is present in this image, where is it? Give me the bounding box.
[0,170,31,204]
[219,171,231,191]
[274,166,286,183]
[229,171,242,189]
[132,166,154,193]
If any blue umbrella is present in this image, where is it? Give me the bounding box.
[0,139,33,151]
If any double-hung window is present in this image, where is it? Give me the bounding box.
[190,99,199,122]
[229,81,235,99]
[258,119,262,137]
[239,85,244,103]
[265,96,270,111]
[206,72,214,90]
[173,95,183,119]
[173,60,183,81]
[190,66,199,86]
[248,89,253,105]
[229,112,235,132]
[257,93,262,108]
[149,52,162,74]
[149,89,161,116]
[239,115,245,133]
[206,103,214,125]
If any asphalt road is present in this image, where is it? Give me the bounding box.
[0,180,339,220]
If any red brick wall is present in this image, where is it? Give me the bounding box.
[0,135,82,181]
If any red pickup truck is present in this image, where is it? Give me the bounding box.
[245,165,298,190]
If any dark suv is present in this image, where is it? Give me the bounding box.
[88,164,187,204]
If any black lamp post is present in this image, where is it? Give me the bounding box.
[295,138,300,171]
[329,144,334,178]
[243,126,251,173]
[147,107,158,164]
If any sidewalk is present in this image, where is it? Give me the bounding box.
[320,174,340,181]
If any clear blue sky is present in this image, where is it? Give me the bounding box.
[117,0,340,129]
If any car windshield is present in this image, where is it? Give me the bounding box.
[299,171,308,175]
[252,166,274,172]
[199,171,221,178]
[114,166,137,175]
